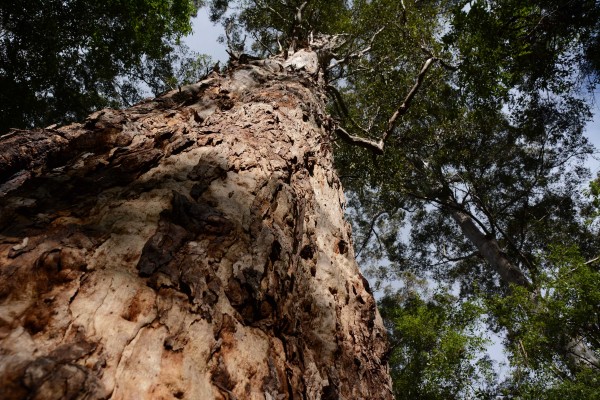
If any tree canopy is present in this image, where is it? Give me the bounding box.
[0,0,207,133]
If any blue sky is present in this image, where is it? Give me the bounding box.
[184,10,228,63]
[588,104,600,177]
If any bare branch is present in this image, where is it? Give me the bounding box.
[287,0,309,54]
[327,27,385,70]
[225,20,244,59]
[420,44,457,71]
[296,1,308,24]
[586,255,600,265]
[437,58,458,72]
[384,57,436,140]
[429,250,479,267]
[335,126,385,154]
[334,57,437,155]
[356,211,388,258]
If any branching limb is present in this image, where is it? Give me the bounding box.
[327,85,373,135]
[253,0,292,25]
[251,32,275,56]
[586,255,600,265]
[384,56,436,139]
[335,126,386,154]
[225,20,246,59]
[334,56,437,154]
[327,26,385,70]
[420,43,457,71]
[356,210,388,258]
[429,249,479,267]
[287,0,309,53]
[436,58,458,72]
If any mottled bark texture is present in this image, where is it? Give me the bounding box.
[0,53,393,399]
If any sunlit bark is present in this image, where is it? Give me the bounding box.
[0,52,392,399]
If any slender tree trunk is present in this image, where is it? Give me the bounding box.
[0,54,393,399]
[450,204,600,370]
[450,208,530,288]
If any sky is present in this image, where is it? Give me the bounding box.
[588,104,600,177]
[184,9,228,63]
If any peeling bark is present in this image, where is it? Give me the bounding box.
[0,53,392,399]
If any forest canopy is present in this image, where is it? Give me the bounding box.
[0,0,208,133]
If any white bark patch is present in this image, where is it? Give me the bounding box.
[283,49,320,74]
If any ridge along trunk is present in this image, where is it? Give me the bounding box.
[0,52,393,399]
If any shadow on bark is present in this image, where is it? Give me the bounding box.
[0,62,391,399]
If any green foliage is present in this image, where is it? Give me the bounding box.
[335,0,598,295]
[449,1,600,99]
[0,0,202,133]
[487,245,600,398]
[585,176,600,223]
[379,280,496,399]
[208,0,352,55]
[327,0,600,396]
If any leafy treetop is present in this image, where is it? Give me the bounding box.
[0,0,204,133]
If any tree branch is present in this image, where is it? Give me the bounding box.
[384,57,436,138]
[335,126,385,154]
[586,255,600,265]
[356,210,388,258]
[334,57,437,155]
[327,27,385,70]
[287,0,309,53]
[429,248,479,267]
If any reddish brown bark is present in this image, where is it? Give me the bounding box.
[0,53,393,399]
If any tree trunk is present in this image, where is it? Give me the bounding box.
[0,54,393,399]
[450,208,530,288]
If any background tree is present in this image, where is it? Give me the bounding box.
[332,0,600,396]
[379,274,497,399]
[0,0,207,133]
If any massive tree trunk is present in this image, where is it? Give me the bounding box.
[0,53,393,399]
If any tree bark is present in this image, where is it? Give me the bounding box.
[0,54,393,399]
